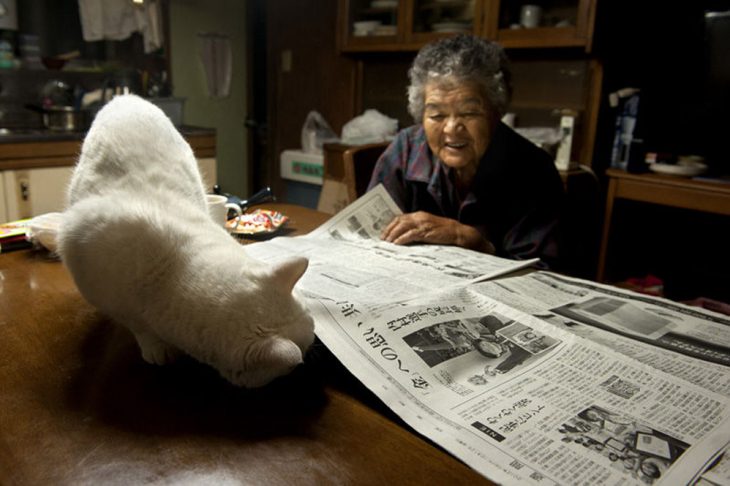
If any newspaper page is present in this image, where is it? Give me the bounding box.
[309,285,729,486]
[302,183,539,282]
[247,184,539,315]
[244,187,730,485]
[470,272,730,397]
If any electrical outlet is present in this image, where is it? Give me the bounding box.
[14,171,32,219]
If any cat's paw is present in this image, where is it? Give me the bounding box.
[134,332,180,365]
[140,344,181,365]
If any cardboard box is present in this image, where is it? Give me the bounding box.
[280,150,324,185]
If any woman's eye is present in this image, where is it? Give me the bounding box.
[428,114,446,121]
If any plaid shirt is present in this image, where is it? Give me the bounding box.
[367,123,564,268]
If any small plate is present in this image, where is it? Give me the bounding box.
[226,209,288,235]
[648,161,708,177]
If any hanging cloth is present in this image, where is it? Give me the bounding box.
[198,33,232,98]
[77,0,163,53]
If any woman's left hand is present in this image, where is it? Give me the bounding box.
[381,211,496,253]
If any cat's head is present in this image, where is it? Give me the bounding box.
[221,256,315,388]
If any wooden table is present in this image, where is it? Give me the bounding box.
[0,203,490,485]
[597,169,730,282]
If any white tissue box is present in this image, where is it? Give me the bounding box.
[280,150,324,185]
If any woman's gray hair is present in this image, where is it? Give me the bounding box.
[407,35,511,123]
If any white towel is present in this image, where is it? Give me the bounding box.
[198,33,232,98]
[77,0,162,53]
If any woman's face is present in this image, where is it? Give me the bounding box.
[422,80,494,180]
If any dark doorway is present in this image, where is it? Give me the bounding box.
[246,0,269,193]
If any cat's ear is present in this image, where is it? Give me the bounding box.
[270,257,309,292]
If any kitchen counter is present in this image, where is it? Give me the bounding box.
[0,125,215,143]
[0,125,216,170]
[0,126,217,222]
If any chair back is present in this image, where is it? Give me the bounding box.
[342,142,390,201]
[318,142,389,214]
[561,166,602,279]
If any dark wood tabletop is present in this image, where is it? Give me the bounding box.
[0,203,491,485]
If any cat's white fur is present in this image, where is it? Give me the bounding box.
[58,94,314,388]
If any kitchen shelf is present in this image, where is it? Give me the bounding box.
[339,0,596,52]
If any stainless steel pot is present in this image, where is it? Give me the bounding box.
[42,106,90,132]
[25,104,91,132]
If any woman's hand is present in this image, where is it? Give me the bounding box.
[381,211,495,254]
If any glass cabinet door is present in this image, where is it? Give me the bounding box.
[339,0,597,52]
[407,0,481,43]
[342,0,401,49]
[494,0,597,51]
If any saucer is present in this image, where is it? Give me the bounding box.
[648,161,707,177]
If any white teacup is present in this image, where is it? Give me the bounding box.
[206,194,242,228]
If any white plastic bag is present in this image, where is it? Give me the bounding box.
[340,109,398,145]
[301,111,339,154]
[28,212,64,253]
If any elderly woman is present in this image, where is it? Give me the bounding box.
[367,34,564,268]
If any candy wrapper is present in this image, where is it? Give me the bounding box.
[225,209,288,236]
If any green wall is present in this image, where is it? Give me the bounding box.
[169,0,249,197]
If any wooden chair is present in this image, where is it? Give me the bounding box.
[318,142,389,214]
[343,142,390,200]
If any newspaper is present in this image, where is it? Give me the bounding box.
[248,185,538,316]
[246,185,730,486]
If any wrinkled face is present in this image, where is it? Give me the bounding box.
[422,80,494,178]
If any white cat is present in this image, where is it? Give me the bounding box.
[58,94,314,388]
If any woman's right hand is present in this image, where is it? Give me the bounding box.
[381,211,495,254]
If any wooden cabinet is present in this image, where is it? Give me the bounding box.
[0,159,216,223]
[0,130,217,223]
[507,56,603,167]
[1,166,75,222]
[339,0,597,52]
[339,0,602,168]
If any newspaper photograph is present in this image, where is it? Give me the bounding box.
[245,187,730,485]
[501,272,730,366]
[471,272,730,397]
